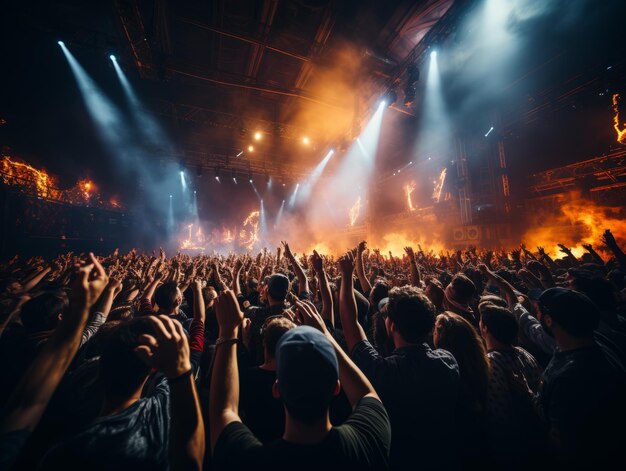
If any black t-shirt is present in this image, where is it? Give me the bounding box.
[239,366,284,443]
[213,397,391,470]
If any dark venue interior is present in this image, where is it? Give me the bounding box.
[1,0,626,469]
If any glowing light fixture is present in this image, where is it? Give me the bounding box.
[248,145,254,152]
[254,131,262,141]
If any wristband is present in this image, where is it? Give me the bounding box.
[167,368,192,384]
[215,337,238,347]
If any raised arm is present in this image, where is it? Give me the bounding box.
[135,315,204,470]
[581,243,605,266]
[0,254,107,438]
[404,246,421,287]
[20,265,51,293]
[282,241,309,296]
[480,264,519,308]
[209,289,244,451]
[338,253,367,353]
[355,241,372,295]
[602,229,626,268]
[295,300,379,407]
[557,244,579,266]
[537,246,559,272]
[231,258,243,297]
[311,250,334,328]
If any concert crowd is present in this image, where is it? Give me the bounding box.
[1,231,625,469]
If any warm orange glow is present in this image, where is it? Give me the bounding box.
[1,156,60,199]
[240,210,260,250]
[523,192,626,259]
[612,94,626,145]
[248,145,254,152]
[254,132,262,141]
[404,182,416,211]
[349,196,361,226]
[377,232,446,258]
[302,136,310,145]
[432,168,447,202]
[1,156,120,209]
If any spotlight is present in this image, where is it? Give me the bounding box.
[430,50,437,59]
[58,40,65,46]
[215,176,221,183]
[249,179,253,183]
[194,190,196,194]
[248,145,254,152]
[382,89,397,108]
[484,126,494,137]
[109,55,116,61]
[302,136,310,145]
[233,177,237,184]
[254,131,262,141]
[179,170,184,176]
[169,194,172,198]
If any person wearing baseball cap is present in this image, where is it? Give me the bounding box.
[532,287,626,466]
[210,290,390,470]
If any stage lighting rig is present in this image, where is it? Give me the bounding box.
[404,63,420,107]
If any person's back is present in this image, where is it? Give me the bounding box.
[348,287,460,468]
[535,287,626,466]
[41,376,170,470]
[541,343,625,464]
[355,342,459,467]
[210,290,390,470]
[214,396,388,470]
[40,318,171,470]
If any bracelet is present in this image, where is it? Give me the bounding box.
[215,337,238,347]
[167,369,192,384]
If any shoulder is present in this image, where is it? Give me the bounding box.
[213,422,264,468]
[334,397,391,463]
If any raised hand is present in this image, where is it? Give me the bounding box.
[337,252,356,275]
[310,250,324,273]
[214,289,244,336]
[71,253,109,309]
[404,246,415,262]
[602,229,617,248]
[294,300,328,335]
[357,240,367,254]
[557,243,572,255]
[281,241,294,260]
[107,276,124,297]
[135,315,191,379]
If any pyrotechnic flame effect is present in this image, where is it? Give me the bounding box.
[613,94,626,145]
[1,156,120,209]
[181,224,207,251]
[349,196,361,226]
[240,210,260,250]
[432,168,447,203]
[523,192,626,259]
[405,182,416,211]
